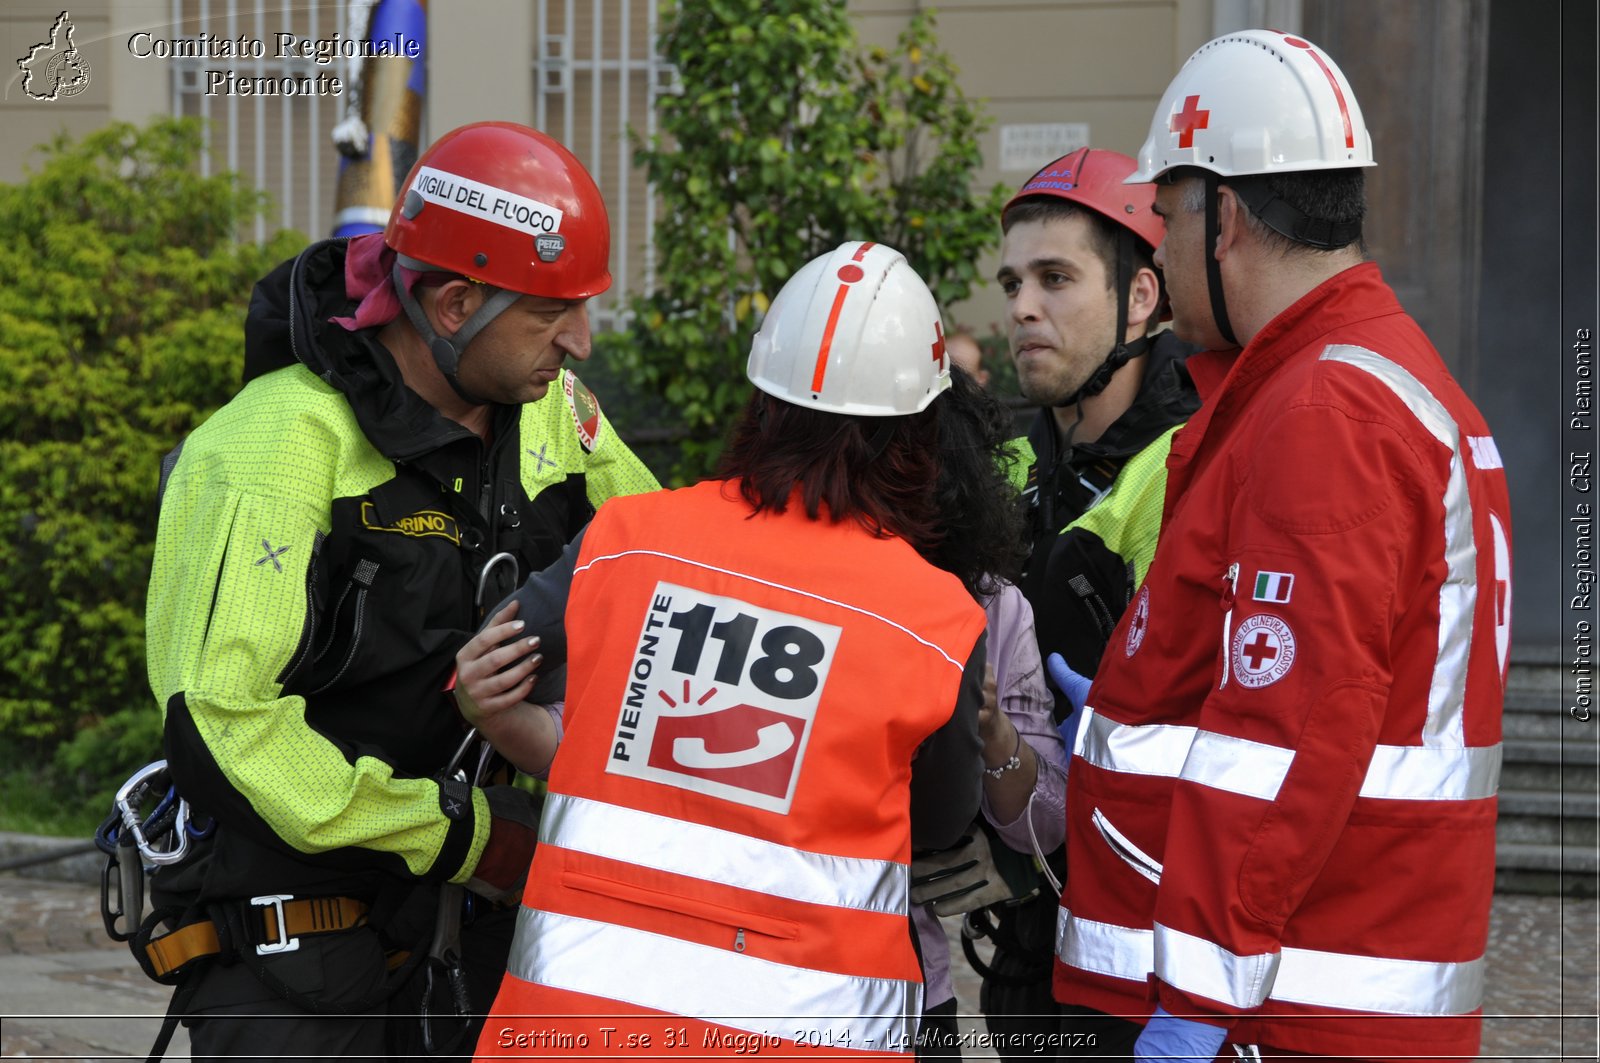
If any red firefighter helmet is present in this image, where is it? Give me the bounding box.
[1003,147,1164,252]
[385,122,611,300]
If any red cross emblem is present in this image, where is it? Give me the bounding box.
[1231,614,1296,688]
[931,321,946,367]
[1124,587,1151,658]
[1170,94,1210,149]
[1241,632,1278,670]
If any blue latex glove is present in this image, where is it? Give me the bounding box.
[1046,652,1092,752]
[1045,652,1091,709]
[1133,1006,1228,1063]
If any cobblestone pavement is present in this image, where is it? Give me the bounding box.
[0,874,1594,1060]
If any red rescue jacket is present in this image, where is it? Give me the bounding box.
[1053,264,1512,1062]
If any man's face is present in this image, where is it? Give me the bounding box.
[456,292,592,404]
[997,214,1120,407]
[1152,179,1217,348]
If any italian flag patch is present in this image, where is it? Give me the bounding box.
[1253,571,1294,604]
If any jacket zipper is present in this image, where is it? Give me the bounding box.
[1218,562,1240,689]
[275,530,327,687]
[308,559,380,695]
[479,455,494,530]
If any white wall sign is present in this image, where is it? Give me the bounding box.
[999,123,1091,173]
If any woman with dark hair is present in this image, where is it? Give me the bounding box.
[908,365,1070,1059]
[717,350,1024,604]
[453,241,1023,1060]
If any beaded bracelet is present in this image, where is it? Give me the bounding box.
[983,729,1023,778]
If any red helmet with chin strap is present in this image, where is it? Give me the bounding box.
[1004,147,1163,252]
[386,121,611,300]
[1002,148,1168,409]
[382,122,610,403]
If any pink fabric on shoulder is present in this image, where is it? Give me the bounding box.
[330,232,409,332]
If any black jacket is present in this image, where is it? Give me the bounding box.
[1015,331,1200,697]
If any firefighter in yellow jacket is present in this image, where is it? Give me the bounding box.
[454,241,1030,1058]
[143,123,657,1060]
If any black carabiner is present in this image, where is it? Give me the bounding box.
[100,847,128,941]
[418,959,472,1055]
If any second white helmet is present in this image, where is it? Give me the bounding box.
[1128,29,1376,183]
[748,241,950,417]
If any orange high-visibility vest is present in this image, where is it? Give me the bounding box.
[476,480,985,1060]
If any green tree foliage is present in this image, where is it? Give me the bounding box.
[0,119,301,804]
[611,2,1007,480]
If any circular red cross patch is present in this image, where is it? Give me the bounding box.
[1231,613,1297,688]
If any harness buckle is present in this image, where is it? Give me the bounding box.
[250,894,301,955]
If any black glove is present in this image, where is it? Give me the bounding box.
[910,828,1023,916]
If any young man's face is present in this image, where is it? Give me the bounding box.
[997,213,1121,407]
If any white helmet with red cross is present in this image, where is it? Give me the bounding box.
[747,241,950,417]
[1128,28,1376,183]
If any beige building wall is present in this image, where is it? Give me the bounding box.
[426,0,532,132]
[851,0,1211,333]
[2,1,166,179]
[3,0,1300,329]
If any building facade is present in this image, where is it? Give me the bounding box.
[1,0,1584,650]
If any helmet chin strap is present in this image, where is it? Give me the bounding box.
[392,259,521,407]
[1055,228,1151,409]
[1055,333,1153,411]
[1203,171,1240,348]
[1229,176,1361,250]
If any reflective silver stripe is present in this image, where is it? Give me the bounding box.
[1320,345,1477,748]
[1056,910,1484,1015]
[575,548,968,669]
[1272,942,1486,1016]
[1077,708,1197,777]
[1083,712,1497,804]
[1081,711,1290,801]
[541,793,907,915]
[1181,730,1295,801]
[1055,906,1153,983]
[1154,922,1280,1009]
[509,907,921,1048]
[1360,743,1502,801]
[1468,435,1503,470]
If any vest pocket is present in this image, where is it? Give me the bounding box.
[559,869,800,948]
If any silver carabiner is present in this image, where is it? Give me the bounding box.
[475,551,519,613]
[114,761,191,868]
[448,551,522,783]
